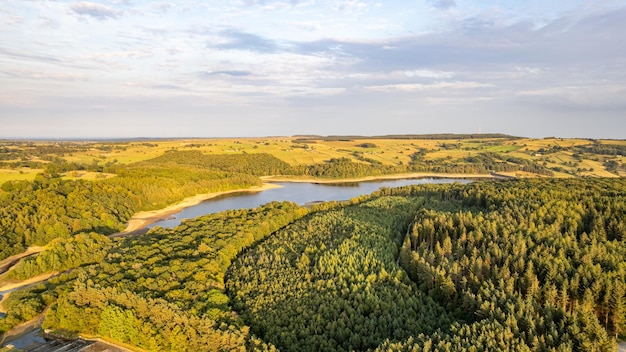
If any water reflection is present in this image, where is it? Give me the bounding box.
[318,182,361,187]
[148,178,471,229]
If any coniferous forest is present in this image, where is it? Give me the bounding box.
[227,179,625,351]
[0,138,625,351]
[1,177,624,351]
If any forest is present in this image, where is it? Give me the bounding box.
[0,143,562,261]
[0,137,625,351]
[1,177,624,351]
[0,158,261,260]
[226,179,625,351]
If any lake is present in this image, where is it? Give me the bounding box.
[148,178,471,229]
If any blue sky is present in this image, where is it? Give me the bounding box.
[1,0,625,138]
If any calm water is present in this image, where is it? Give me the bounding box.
[148,178,471,229]
[1,329,46,349]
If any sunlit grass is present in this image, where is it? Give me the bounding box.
[1,136,622,180]
[0,168,43,184]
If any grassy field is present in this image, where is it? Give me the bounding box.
[0,168,44,184]
[0,136,624,183]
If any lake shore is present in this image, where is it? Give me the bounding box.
[0,292,7,314]
[0,312,45,346]
[0,272,60,299]
[0,246,45,275]
[119,173,493,234]
[118,183,283,234]
[260,172,494,184]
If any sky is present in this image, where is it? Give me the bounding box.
[1,0,625,139]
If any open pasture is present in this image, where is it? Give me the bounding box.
[0,136,624,183]
[0,168,43,184]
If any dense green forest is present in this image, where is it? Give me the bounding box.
[0,177,138,259]
[3,178,623,351]
[226,178,624,351]
[0,154,263,260]
[1,141,625,351]
[0,149,555,261]
[294,157,404,178]
[137,150,293,176]
[1,202,307,350]
[393,178,625,350]
[226,194,449,351]
[4,232,112,281]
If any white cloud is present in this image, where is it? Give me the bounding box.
[70,2,122,20]
[1,0,625,138]
[518,84,626,109]
[331,1,368,14]
[515,66,540,75]
[84,49,154,62]
[429,0,456,10]
[365,81,492,92]
[38,15,61,29]
[3,70,87,81]
[2,15,24,25]
[426,96,493,105]
[151,2,175,14]
[403,70,454,79]
[293,20,322,32]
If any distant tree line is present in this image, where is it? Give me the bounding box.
[576,143,626,157]
[292,134,518,142]
[409,151,554,176]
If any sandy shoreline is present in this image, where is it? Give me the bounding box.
[1,272,59,316]
[118,183,283,234]
[1,173,489,293]
[118,173,488,235]
[0,272,59,299]
[0,292,8,314]
[260,172,494,184]
[0,246,45,275]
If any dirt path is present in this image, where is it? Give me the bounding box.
[80,337,138,352]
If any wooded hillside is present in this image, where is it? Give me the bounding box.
[0,138,624,351]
